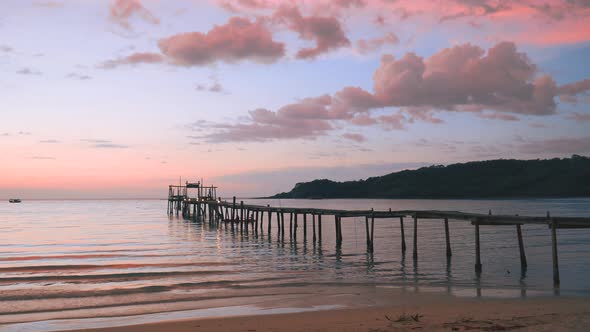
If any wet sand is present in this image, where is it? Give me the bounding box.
[56,286,590,332]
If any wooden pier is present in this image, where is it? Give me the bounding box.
[167,182,590,287]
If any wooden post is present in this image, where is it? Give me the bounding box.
[318,214,322,242]
[312,214,316,243]
[334,215,342,246]
[240,201,244,221]
[294,213,298,240]
[371,211,375,252]
[549,211,560,286]
[400,217,406,253]
[365,216,370,248]
[339,216,344,244]
[267,209,272,233]
[281,212,285,239]
[413,216,418,260]
[276,211,281,234]
[516,224,527,268]
[231,196,236,221]
[289,213,293,238]
[475,220,482,273]
[303,213,307,240]
[444,218,452,257]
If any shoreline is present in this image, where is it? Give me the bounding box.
[3,285,590,332]
[65,298,590,332]
[56,295,590,332]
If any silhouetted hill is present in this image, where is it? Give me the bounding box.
[271,155,590,199]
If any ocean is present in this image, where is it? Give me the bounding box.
[1,198,590,330]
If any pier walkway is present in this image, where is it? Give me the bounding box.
[167,181,590,287]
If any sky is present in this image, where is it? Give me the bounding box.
[1,0,589,199]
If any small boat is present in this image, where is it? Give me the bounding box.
[9,199,22,203]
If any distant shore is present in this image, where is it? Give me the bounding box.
[61,292,590,332]
[271,156,590,199]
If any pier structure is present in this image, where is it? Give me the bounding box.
[167,181,218,217]
[167,182,590,287]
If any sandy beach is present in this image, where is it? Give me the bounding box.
[53,285,590,332]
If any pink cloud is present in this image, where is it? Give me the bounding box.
[192,41,590,143]
[342,133,366,142]
[158,17,285,65]
[402,107,445,124]
[214,1,590,46]
[356,32,399,54]
[350,114,378,126]
[334,0,366,8]
[109,0,159,30]
[332,86,382,113]
[558,78,590,103]
[478,112,520,121]
[273,6,350,59]
[372,42,557,116]
[378,113,407,130]
[219,0,365,13]
[100,52,163,69]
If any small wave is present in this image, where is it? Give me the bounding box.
[0,262,207,273]
[0,270,234,284]
[0,254,119,261]
[0,286,312,318]
[0,276,296,302]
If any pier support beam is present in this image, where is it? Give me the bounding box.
[516,224,527,269]
[318,214,322,242]
[550,215,560,286]
[289,213,293,239]
[281,212,285,240]
[340,216,344,244]
[303,214,307,240]
[335,215,343,246]
[312,214,316,243]
[413,216,418,260]
[475,221,482,273]
[365,216,370,249]
[370,212,375,252]
[444,218,452,257]
[400,217,406,253]
[240,201,244,222]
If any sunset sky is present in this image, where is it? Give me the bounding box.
[1,0,589,198]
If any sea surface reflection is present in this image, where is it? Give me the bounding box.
[1,198,589,325]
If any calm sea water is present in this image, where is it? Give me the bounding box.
[1,198,590,327]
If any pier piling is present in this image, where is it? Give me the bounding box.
[475,221,482,273]
[549,211,560,286]
[413,216,418,260]
[444,218,452,257]
[400,217,406,253]
[516,224,527,269]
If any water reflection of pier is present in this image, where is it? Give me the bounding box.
[167,181,590,287]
